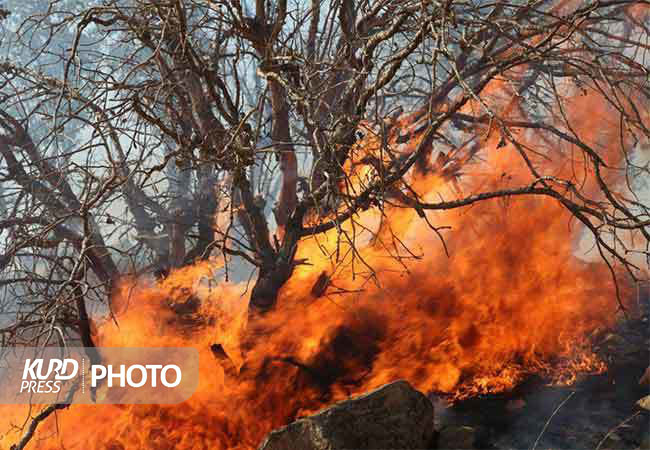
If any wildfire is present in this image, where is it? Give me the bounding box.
[0,80,640,449]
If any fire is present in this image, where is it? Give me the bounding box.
[0,82,640,449]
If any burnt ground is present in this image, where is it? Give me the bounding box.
[433,312,650,450]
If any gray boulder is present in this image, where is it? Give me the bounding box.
[258,380,434,450]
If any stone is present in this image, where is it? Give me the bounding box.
[258,380,434,450]
[437,425,477,449]
[636,395,650,411]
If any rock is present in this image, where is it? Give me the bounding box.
[596,333,627,357]
[258,380,434,450]
[437,426,477,449]
[636,395,650,411]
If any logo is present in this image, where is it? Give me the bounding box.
[91,363,182,388]
[0,347,198,404]
[21,358,78,393]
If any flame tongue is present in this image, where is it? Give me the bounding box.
[285,196,615,401]
[61,187,616,450]
[0,90,632,449]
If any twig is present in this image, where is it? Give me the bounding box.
[594,411,641,450]
[531,391,575,450]
[11,382,79,450]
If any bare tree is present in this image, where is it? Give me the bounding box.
[0,0,649,349]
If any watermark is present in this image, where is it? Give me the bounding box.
[0,347,198,404]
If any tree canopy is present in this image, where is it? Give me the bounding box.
[0,0,649,347]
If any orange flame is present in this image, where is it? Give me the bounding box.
[0,82,641,449]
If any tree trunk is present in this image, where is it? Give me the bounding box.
[248,213,302,312]
[249,261,294,312]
